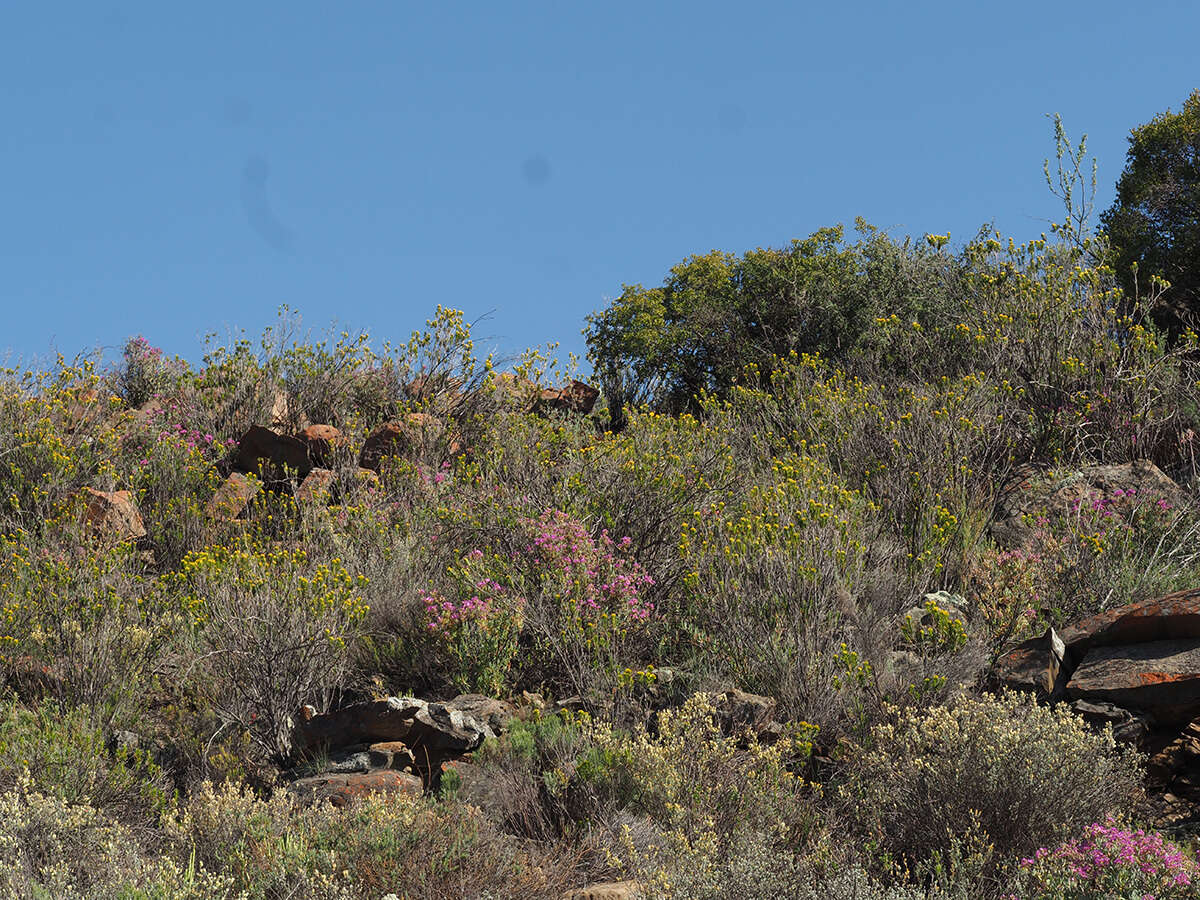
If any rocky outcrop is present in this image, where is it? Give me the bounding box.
[289,770,423,808]
[992,460,1188,548]
[1066,640,1200,725]
[293,696,489,775]
[359,415,444,471]
[561,882,644,900]
[206,472,261,520]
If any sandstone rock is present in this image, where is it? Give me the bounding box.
[230,425,312,478]
[293,467,334,504]
[562,881,644,900]
[993,627,1067,698]
[288,770,422,808]
[712,689,776,737]
[359,414,442,471]
[1066,638,1200,724]
[293,696,488,772]
[535,380,600,415]
[1070,699,1155,744]
[1057,590,1200,665]
[206,472,260,520]
[447,694,517,739]
[80,488,146,543]
[295,424,343,468]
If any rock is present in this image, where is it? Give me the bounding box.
[366,741,417,772]
[1066,639,1200,724]
[288,770,423,808]
[992,460,1188,548]
[535,380,601,415]
[295,425,343,469]
[447,694,517,739]
[359,414,443,471]
[1057,590,1200,666]
[1070,699,1155,744]
[80,488,146,544]
[562,882,644,900]
[229,425,313,478]
[993,627,1067,698]
[521,690,547,711]
[293,697,488,772]
[712,689,776,737]
[206,472,261,520]
[293,467,334,504]
[321,748,392,775]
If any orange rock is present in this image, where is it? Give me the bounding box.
[80,488,146,543]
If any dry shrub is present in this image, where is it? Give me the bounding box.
[836,691,1143,878]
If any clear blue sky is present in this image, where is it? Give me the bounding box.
[2,2,1196,373]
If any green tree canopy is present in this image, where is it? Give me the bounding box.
[1101,90,1200,335]
[585,223,963,420]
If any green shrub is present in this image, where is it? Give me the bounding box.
[0,777,234,900]
[837,691,1143,879]
[0,699,171,830]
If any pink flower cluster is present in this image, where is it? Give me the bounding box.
[1020,820,1196,894]
[423,590,493,632]
[526,509,655,621]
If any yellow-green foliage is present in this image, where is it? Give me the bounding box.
[677,452,869,718]
[839,691,1143,877]
[590,694,819,898]
[0,526,171,719]
[174,539,369,760]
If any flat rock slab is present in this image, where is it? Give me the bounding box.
[1067,639,1200,722]
[1059,590,1200,662]
[289,770,423,808]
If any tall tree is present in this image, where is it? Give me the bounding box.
[1101,90,1200,335]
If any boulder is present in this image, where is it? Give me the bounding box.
[293,467,334,504]
[206,472,260,520]
[293,696,488,772]
[992,460,1188,548]
[534,380,601,415]
[288,770,422,808]
[80,488,146,544]
[562,882,644,900]
[712,689,777,737]
[359,414,443,471]
[993,627,1067,698]
[294,424,343,468]
[1066,639,1200,724]
[1070,699,1154,744]
[1057,590,1200,665]
[447,694,517,739]
[230,425,312,477]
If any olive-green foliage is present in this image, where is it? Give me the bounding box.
[837,691,1144,879]
[1102,90,1200,336]
[585,223,962,417]
[0,699,171,830]
[170,779,569,899]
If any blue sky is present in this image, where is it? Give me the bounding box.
[2,2,1196,373]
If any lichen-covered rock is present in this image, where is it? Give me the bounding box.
[1066,639,1200,724]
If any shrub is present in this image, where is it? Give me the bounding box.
[0,776,234,900]
[1011,819,1198,899]
[591,695,820,897]
[174,540,368,763]
[170,779,571,899]
[837,691,1144,878]
[0,699,171,830]
[0,527,169,724]
[110,335,186,409]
